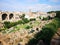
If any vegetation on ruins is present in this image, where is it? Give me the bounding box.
[39,16,41,19]
[27,11,60,45]
[19,14,25,19]
[27,18,60,45]
[30,18,36,21]
[3,17,39,30]
[55,11,60,18]
[1,19,40,33]
[0,28,6,32]
[25,25,32,29]
[4,18,29,29]
[42,17,49,20]
[22,18,30,24]
[0,11,60,45]
[39,16,52,21]
[48,11,60,18]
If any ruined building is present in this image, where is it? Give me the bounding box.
[0,11,56,22]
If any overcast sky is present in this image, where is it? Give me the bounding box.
[0,0,60,12]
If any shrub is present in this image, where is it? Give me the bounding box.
[0,28,6,32]
[4,21,11,28]
[4,18,30,29]
[22,18,29,24]
[17,20,23,24]
[4,21,18,28]
[42,17,49,20]
[25,25,31,29]
[27,18,60,45]
[55,11,60,18]
[30,18,36,21]
[20,14,25,19]
[39,16,41,19]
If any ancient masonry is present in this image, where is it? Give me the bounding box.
[0,11,56,22]
[0,11,24,22]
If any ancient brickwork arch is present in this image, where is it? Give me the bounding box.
[2,13,7,20]
[9,13,13,19]
[0,11,23,22]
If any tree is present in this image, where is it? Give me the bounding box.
[27,18,60,45]
[22,18,29,24]
[4,21,10,28]
[20,14,25,19]
[30,18,36,21]
[55,11,60,18]
[47,11,60,18]
[42,17,48,20]
[25,25,31,29]
[39,16,41,19]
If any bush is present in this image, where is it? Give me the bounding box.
[27,18,60,45]
[25,25,31,29]
[20,14,25,19]
[22,18,29,24]
[47,11,60,18]
[42,17,49,20]
[39,16,41,19]
[27,38,37,45]
[4,18,30,29]
[55,11,60,18]
[30,18,36,21]
[17,20,23,24]
[4,21,11,28]
[4,21,18,28]
[0,28,6,32]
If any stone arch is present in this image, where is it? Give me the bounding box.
[2,13,7,20]
[9,13,13,19]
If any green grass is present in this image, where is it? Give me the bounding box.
[9,30,16,33]
[2,20,40,33]
[31,21,40,26]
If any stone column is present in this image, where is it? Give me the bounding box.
[13,14,15,19]
[7,14,9,21]
[13,13,16,22]
[0,14,2,21]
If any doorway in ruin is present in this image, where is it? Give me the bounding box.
[2,13,7,20]
[9,13,13,19]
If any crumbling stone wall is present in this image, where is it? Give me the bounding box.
[0,11,22,22]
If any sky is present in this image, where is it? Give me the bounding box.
[0,0,60,12]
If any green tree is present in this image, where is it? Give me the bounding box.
[27,18,60,45]
[25,25,31,29]
[30,18,36,21]
[55,11,60,18]
[20,14,25,19]
[47,11,60,18]
[4,21,10,28]
[22,18,29,24]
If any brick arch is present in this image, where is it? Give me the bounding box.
[9,13,13,19]
[2,13,7,20]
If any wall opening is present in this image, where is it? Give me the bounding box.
[9,13,13,19]
[2,13,7,20]
[0,41,3,45]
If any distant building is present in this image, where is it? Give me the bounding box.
[0,10,56,22]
